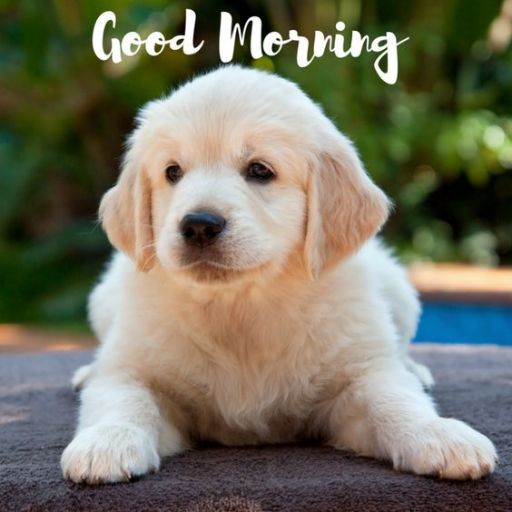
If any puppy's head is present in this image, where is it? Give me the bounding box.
[100,66,389,284]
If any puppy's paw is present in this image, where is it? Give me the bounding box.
[61,423,159,484]
[392,418,497,480]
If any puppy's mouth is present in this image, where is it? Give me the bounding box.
[179,249,245,282]
[183,261,243,283]
[180,245,230,268]
[178,246,264,283]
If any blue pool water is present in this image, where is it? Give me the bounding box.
[414,302,512,345]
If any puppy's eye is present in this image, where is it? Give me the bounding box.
[245,161,275,183]
[165,164,183,184]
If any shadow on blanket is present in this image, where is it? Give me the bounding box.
[0,345,511,512]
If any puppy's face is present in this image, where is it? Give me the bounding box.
[149,104,308,283]
[100,67,390,284]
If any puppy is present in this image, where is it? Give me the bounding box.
[61,66,497,484]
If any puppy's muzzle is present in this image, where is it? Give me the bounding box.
[179,211,226,248]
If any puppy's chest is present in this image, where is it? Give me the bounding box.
[156,297,346,443]
[193,356,320,443]
[172,327,339,444]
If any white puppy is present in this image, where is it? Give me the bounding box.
[61,66,497,484]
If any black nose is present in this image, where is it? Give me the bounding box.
[179,211,226,248]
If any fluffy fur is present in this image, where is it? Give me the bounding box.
[61,66,497,484]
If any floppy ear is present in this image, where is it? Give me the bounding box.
[99,156,155,272]
[304,132,390,278]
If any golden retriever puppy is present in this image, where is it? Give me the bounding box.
[61,66,497,484]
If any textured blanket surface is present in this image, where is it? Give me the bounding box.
[1,345,511,512]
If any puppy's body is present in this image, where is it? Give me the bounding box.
[62,67,496,484]
[83,239,422,445]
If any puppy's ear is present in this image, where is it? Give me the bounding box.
[99,154,155,272]
[304,131,390,278]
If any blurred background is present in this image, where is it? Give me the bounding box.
[0,0,511,339]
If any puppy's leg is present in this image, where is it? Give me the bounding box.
[323,361,497,480]
[375,243,434,390]
[61,374,186,484]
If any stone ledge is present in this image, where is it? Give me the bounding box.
[409,264,512,305]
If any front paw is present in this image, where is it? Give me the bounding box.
[392,418,497,480]
[61,423,160,484]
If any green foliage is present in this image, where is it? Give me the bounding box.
[0,0,511,325]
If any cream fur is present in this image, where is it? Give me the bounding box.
[61,66,497,484]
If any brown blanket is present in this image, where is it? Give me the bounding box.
[1,345,511,511]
